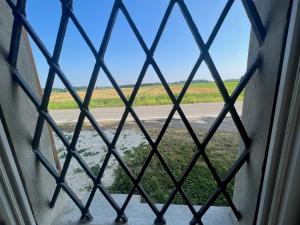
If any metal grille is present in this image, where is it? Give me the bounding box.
[5,0,266,224]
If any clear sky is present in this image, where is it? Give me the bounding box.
[26,0,251,88]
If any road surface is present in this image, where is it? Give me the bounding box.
[51,102,242,123]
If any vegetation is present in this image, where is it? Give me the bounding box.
[48,81,243,109]
[109,128,240,206]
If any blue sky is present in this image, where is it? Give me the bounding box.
[26,0,251,88]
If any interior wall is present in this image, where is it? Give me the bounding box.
[256,0,300,224]
[0,106,36,225]
[232,0,293,224]
[0,1,64,225]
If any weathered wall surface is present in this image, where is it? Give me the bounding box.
[0,1,64,225]
[233,0,293,224]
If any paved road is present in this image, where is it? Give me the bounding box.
[51,102,243,123]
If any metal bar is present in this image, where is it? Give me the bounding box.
[177,0,230,101]
[41,111,69,147]
[56,0,120,209]
[241,0,266,44]
[71,151,96,180]
[4,0,267,222]
[68,1,125,219]
[4,0,16,11]
[66,8,98,57]
[32,11,70,150]
[110,149,161,218]
[231,54,262,101]
[89,2,176,222]
[201,152,241,218]
[156,107,228,219]
[84,151,113,216]
[50,153,72,207]
[11,69,41,109]
[5,7,86,110]
[229,106,251,147]
[4,6,88,208]
[50,64,84,107]
[14,10,52,62]
[159,2,246,218]
[60,182,85,211]
[97,183,123,213]
[190,149,250,225]
[34,150,59,179]
[24,0,154,220]
[204,56,251,146]
[8,72,119,214]
[178,0,251,148]
[139,23,238,225]
[206,0,235,48]
[7,0,26,67]
[110,0,175,148]
[55,4,245,221]
[84,111,111,146]
[11,69,72,149]
[117,1,243,222]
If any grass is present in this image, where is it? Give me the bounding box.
[73,168,84,174]
[109,128,240,206]
[82,151,99,157]
[48,81,243,110]
[91,164,101,177]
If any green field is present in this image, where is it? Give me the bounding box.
[48,81,243,109]
[108,128,240,206]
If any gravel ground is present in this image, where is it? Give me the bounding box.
[53,116,237,198]
[54,128,146,198]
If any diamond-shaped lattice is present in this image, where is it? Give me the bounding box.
[5,0,265,224]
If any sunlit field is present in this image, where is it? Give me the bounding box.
[48,81,243,109]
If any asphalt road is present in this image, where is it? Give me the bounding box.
[51,102,243,123]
